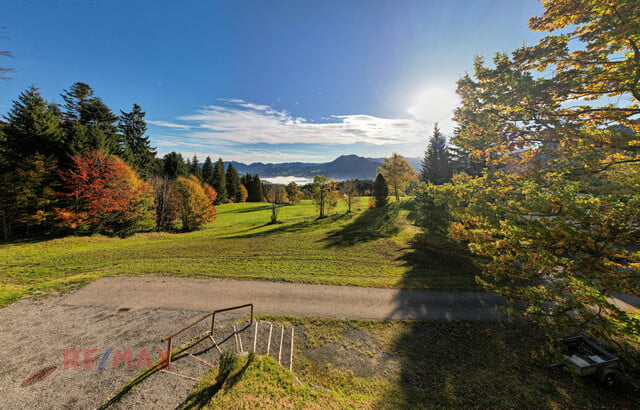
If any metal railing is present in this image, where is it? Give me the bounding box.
[160,303,253,367]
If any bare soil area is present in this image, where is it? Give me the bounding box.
[0,294,216,409]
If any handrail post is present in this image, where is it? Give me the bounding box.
[209,303,253,335]
[162,303,254,364]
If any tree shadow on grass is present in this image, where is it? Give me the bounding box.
[376,321,628,408]
[179,353,254,409]
[382,231,640,407]
[220,204,272,214]
[394,233,482,291]
[398,197,418,222]
[220,213,348,240]
[323,204,401,248]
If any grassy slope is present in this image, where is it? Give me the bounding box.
[183,317,639,409]
[181,354,381,409]
[0,199,479,307]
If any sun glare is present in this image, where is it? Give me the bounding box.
[407,83,460,133]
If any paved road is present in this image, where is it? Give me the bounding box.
[62,276,510,321]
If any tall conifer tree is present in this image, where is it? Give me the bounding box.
[421,123,452,185]
[2,85,65,166]
[202,156,214,185]
[61,82,119,156]
[225,164,241,202]
[243,174,263,202]
[373,173,389,208]
[162,152,187,179]
[118,104,156,179]
[211,158,227,204]
[190,154,202,181]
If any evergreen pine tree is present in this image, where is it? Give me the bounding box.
[202,156,214,185]
[84,98,120,154]
[211,158,228,204]
[2,85,65,166]
[225,164,241,202]
[61,82,92,122]
[240,174,253,199]
[162,152,187,179]
[61,82,120,156]
[118,104,156,179]
[1,88,64,239]
[373,173,389,208]
[190,154,202,181]
[248,174,263,202]
[420,123,452,185]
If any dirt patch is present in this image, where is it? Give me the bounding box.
[297,325,399,379]
[0,295,212,409]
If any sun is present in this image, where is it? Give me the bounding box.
[406,82,460,133]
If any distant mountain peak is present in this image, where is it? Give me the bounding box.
[227,154,419,181]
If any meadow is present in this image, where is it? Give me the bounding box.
[3,198,638,408]
[181,317,638,409]
[0,198,479,307]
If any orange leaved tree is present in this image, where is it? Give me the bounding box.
[169,176,216,231]
[56,150,155,236]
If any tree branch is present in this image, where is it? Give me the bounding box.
[598,159,640,172]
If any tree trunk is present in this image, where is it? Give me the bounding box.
[1,211,9,241]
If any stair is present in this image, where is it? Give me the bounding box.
[237,320,295,370]
[111,317,295,409]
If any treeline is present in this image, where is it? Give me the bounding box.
[0,82,382,240]
[0,83,220,240]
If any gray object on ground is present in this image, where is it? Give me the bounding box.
[559,336,622,387]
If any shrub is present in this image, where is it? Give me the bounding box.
[168,176,216,231]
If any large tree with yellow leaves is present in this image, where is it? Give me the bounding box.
[434,0,639,348]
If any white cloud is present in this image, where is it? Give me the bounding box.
[211,149,326,164]
[152,99,427,146]
[147,120,192,130]
[149,97,461,162]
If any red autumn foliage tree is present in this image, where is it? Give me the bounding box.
[56,150,155,236]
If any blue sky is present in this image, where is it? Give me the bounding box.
[2,0,545,164]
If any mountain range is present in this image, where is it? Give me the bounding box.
[227,155,421,181]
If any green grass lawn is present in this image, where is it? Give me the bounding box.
[181,317,639,409]
[0,198,480,307]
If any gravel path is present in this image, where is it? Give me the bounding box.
[0,276,509,410]
[62,276,510,321]
[2,277,637,409]
[0,295,207,410]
